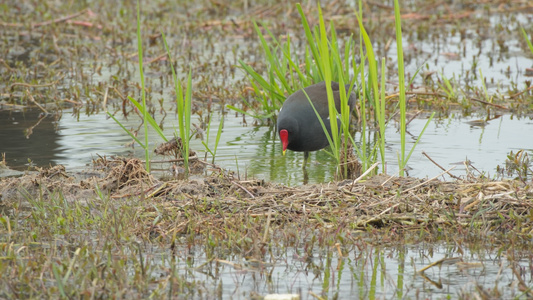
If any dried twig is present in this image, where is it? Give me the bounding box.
[422,151,461,180]
[469,97,508,110]
[508,86,533,99]
[25,89,49,114]
[350,162,379,189]
[232,181,255,198]
[402,166,456,194]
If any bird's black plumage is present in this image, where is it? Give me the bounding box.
[277,81,357,154]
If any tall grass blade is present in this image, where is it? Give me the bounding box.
[394,0,435,175]
[162,32,193,176]
[136,0,149,171]
[183,70,192,174]
[394,0,407,176]
[297,4,324,80]
[378,58,386,166]
[521,27,533,54]
[404,112,435,164]
[213,115,224,164]
[317,4,339,162]
[107,113,145,147]
[355,4,385,172]
[303,90,335,159]
[127,96,167,141]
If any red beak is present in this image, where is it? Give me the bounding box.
[279,129,289,155]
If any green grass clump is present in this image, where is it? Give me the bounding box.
[235,3,364,176]
[232,5,358,116]
[355,0,434,176]
[237,1,434,177]
[163,33,193,176]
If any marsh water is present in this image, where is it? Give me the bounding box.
[1,107,532,184]
[1,4,532,184]
[138,242,531,299]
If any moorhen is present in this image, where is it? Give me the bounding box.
[277,81,357,165]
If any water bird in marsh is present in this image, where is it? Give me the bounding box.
[277,81,357,167]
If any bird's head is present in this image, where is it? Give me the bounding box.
[277,115,298,156]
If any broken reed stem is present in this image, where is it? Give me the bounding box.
[402,166,457,194]
[350,162,379,189]
[422,151,461,179]
[262,210,272,244]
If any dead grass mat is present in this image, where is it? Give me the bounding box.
[1,158,533,240]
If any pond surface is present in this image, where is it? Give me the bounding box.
[1,108,532,185]
[146,242,531,299]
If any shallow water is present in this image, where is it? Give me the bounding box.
[2,108,531,185]
[146,242,531,299]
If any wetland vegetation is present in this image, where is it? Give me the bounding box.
[1,0,533,298]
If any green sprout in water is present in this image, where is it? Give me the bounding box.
[107,1,194,177]
[202,113,224,164]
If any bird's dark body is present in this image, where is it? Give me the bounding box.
[277,81,357,152]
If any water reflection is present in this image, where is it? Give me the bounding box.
[55,110,139,168]
[0,109,60,168]
[147,243,529,299]
[1,108,532,184]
